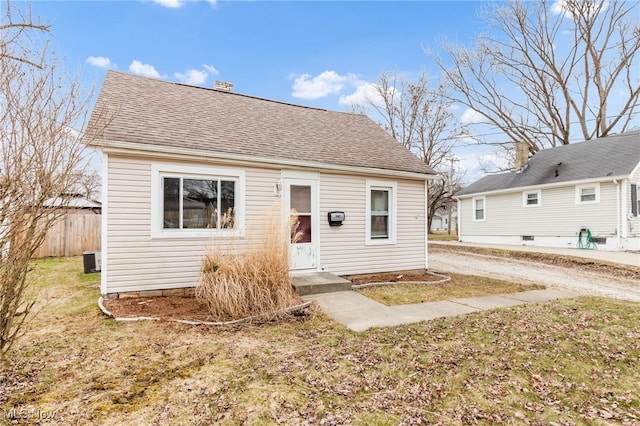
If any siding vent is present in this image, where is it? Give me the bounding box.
[521,235,534,241]
[591,237,607,245]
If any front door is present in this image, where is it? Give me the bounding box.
[283,176,318,271]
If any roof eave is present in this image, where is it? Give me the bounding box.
[455,174,632,199]
[92,139,438,181]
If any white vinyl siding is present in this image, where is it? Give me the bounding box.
[105,155,429,294]
[459,181,618,238]
[320,174,426,275]
[105,155,280,294]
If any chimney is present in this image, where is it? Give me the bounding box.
[515,141,530,170]
[214,81,234,93]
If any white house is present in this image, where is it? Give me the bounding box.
[85,71,436,297]
[456,132,640,251]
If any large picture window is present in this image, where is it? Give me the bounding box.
[366,180,396,245]
[163,177,236,229]
[152,164,244,238]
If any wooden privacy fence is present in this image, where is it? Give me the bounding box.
[34,214,101,258]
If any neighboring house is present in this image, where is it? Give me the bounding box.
[456,132,640,251]
[85,71,436,297]
[431,207,457,232]
[44,193,102,214]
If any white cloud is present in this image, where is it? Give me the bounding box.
[291,70,360,100]
[460,108,489,125]
[174,69,208,85]
[338,82,384,107]
[129,60,162,79]
[550,0,608,16]
[205,0,217,5]
[86,56,112,68]
[203,64,219,75]
[152,0,184,8]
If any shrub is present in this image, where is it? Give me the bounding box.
[197,202,302,321]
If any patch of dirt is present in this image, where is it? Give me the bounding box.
[345,270,444,285]
[103,296,215,322]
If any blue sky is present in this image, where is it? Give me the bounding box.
[30,1,498,181]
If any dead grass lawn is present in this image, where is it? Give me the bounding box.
[357,273,545,305]
[1,257,639,425]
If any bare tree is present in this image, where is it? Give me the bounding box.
[351,71,462,232]
[0,2,97,360]
[439,0,640,156]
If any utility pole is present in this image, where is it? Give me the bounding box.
[447,157,459,235]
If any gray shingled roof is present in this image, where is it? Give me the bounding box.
[457,132,640,197]
[87,71,434,176]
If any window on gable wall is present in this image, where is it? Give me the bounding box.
[473,197,485,221]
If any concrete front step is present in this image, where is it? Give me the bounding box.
[292,272,352,296]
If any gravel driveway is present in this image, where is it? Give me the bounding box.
[429,247,640,302]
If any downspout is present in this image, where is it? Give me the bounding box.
[613,179,620,249]
[621,179,629,241]
[424,180,429,270]
[456,197,462,241]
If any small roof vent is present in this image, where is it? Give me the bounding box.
[214,81,233,92]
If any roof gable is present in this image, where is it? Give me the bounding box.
[87,71,434,176]
[457,132,640,196]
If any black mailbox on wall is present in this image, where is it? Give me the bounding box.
[328,211,345,226]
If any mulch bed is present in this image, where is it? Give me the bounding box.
[102,270,438,321]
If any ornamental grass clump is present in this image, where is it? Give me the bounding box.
[197,202,302,321]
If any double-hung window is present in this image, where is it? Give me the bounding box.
[152,164,244,238]
[366,180,396,245]
[523,190,541,207]
[576,183,600,204]
[473,197,485,221]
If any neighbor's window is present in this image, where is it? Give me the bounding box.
[163,177,236,229]
[366,180,397,245]
[152,164,244,238]
[576,183,600,204]
[473,197,485,221]
[523,190,541,207]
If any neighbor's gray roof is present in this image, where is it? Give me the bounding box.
[87,71,434,176]
[457,132,640,197]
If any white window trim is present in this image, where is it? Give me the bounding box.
[472,196,486,222]
[365,180,397,246]
[151,163,245,239]
[522,190,541,207]
[575,183,600,204]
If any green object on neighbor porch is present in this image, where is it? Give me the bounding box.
[577,228,597,250]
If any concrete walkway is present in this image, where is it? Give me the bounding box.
[305,288,576,332]
[431,241,640,267]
